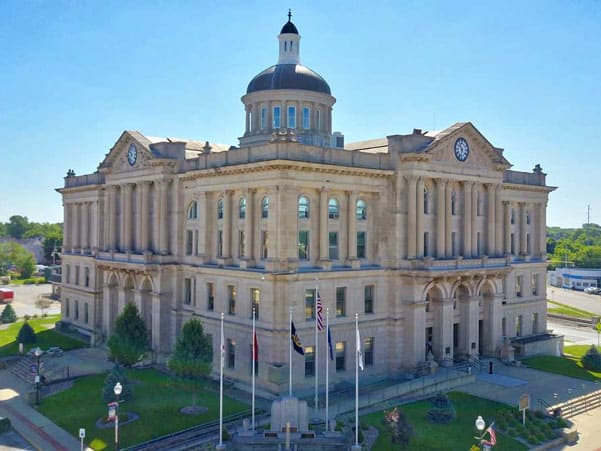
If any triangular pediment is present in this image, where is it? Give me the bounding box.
[97,131,157,173]
[425,122,511,171]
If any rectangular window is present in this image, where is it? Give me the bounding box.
[532,274,539,296]
[336,287,346,317]
[516,315,523,337]
[305,289,315,320]
[364,285,374,314]
[217,231,223,257]
[84,268,90,287]
[516,275,523,297]
[273,106,281,128]
[228,285,236,315]
[65,298,70,317]
[364,337,374,367]
[357,231,366,259]
[207,282,215,311]
[510,233,515,255]
[227,339,236,369]
[75,266,80,285]
[261,107,266,129]
[329,232,338,260]
[261,231,269,259]
[239,231,245,258]
[477,232,481,256]
[66,265,70,284]
[316,109,321,130]
[298,231,309,260]
[305,345,315,377]
[451,232,457,256]
[423,232,429,257]
[186,230,193,255]
[194,230,199,255]
[532,313,539,334]
[287,106,296,128]
[74,300,79,320]
[336,341,346,372]
[184,278,193,305]
[84,303,89,324]
[302,107,310,129]
[526,233,531,254]
[502,317,507,338]
[250,288,260,319]
[477,191,482,216]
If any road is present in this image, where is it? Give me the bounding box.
[548,285,601,316]
[1,284,61,318]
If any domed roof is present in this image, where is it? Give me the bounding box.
[280,20,298,34]
[246,64,331,95]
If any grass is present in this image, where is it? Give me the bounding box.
[38,368,249,450]
[0,315,87,357]
[361,392,527,451]
[521,345,601,381]
[547,300,595,318]
[8,277,47,285]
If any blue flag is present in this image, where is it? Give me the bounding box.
[291,321,304,355]
[328,327,334,360]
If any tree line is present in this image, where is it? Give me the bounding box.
[547,223,601,269]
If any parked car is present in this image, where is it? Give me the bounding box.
[584,287,601,294]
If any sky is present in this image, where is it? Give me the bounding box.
[1,0,600,228]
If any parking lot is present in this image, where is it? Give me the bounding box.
[0,284,61,318]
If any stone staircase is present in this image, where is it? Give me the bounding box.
[9,355,37,384]
[546,389,601,419]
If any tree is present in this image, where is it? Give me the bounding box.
[107,303,148,367]
[102,364,132,403]
[169,318,213,408]
[0,241,36,278]
[17,252,36,279]
[35,295,53,316]
[17,321,36,344]
[6,215,29,239]
[0,304,17,323]
[383,407,414,447]
[42,227,63,264]
[581,345,601,372]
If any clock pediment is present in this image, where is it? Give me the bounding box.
[97,131,156,173]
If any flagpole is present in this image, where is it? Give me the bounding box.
[252,307,256,432]
[325,306,329,433]
[314,284,319,417]
[289,306,292,397]
[218,312,224,450]
[354,312,359,449]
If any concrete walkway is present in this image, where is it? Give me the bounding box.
[0,348,113,451]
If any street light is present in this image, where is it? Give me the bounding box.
[34,347,42,405]
[114,382,122,451]
[474,415,494,450]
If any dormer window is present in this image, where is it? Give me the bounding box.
[288,106,296,129]
[303,107,310,129]
[273,107,281,129]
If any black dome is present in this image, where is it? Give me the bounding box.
[280,20,298,34]
[246,64,331,95]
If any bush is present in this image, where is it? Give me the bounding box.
[0,417,11,434]
[581,345,601,371]
[426,393,455,424]
[1,303,17,323]
[17,321,36,344]
[23,314,31,321]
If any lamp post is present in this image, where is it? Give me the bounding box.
[34,347,42,405]
[114,382,122,451]
[475,415,493,450]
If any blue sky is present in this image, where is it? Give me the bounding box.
[1,0,599,227]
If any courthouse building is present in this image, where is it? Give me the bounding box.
[57,15,556,394]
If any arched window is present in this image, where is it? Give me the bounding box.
[328,198,339,219]
[451,191,457,215]
[356,199,367,220]
[239,198,246,219]
[425,293,431,312]
[423,188,429,214]
[298,196,310,218]
[262,196,269,218]
[187,201,198,220]
[217,199,224,220]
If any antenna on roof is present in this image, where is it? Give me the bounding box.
[288,9,292,21]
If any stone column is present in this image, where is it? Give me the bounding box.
[159,180,169,255]
[404,303,426,366]
[347,191,357,260]
[319,188,328,260]
[90,201,98,252]
[539,201,547,258]
[245,105,250,134]
[222,190,232,259]
[433,299,454,363]
[504,201,511,254]
[138,182,149,252]
[152,182,160,253]
[486,184,495,256]
[436,178,446,258]
[63,203,71,252]
[519,202,527,255]
[482,292,503,356]
[109,186,118,251]
[445,182,452,257]
[416,178,424,258]
[267,101,273,132]
[407,177,417,259]
[244,189,254,260]
[471,184,478,256]
[82,202,90,252]
[495,187,503,256]
[463,182,472,257]
[460,296,480,358]
[102,191,109,251]
[123,184,132,252]
[72,203,80,251]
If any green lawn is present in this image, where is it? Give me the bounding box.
[361,392,527,451]
[547,300,595,318]
[0,315,87,357]
[521,345,601,381]
[38,369,249,450]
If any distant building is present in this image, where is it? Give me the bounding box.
[57,15,556,394]
[548,267,601,290]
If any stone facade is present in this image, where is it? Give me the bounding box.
[56,16,555,396]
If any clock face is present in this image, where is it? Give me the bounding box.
[127,144,137,166]
[454,137,469,162]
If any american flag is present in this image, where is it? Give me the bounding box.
[316,291,324,331]
[487,425,496,446]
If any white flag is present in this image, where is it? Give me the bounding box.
[356,327,364,371]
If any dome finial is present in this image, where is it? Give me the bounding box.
[288,9,292,22]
